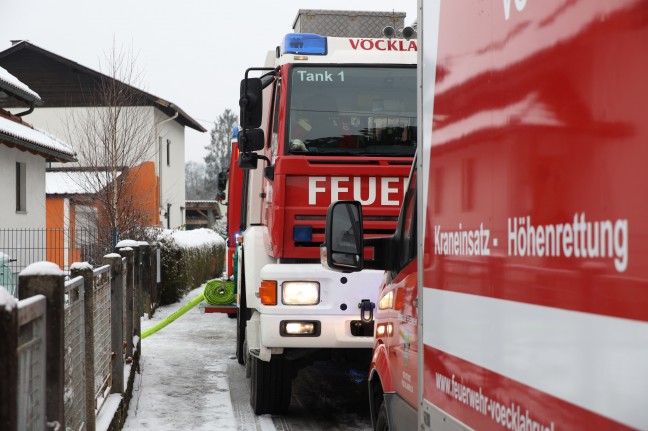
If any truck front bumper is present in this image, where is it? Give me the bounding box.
[260,313,374,348]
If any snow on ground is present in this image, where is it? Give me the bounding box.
[123,286,275,431]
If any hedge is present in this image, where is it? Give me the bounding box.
[157,228,225,305]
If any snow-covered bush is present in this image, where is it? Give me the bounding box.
[157,228,225,305]
[211,216,227,241]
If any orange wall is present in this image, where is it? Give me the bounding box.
[46,198,65,229]
[45,197,81,267]
[124,161,160,226]
[44,161,161,269]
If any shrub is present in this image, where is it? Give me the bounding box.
[157,228,225,305]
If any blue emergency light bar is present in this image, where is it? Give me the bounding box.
[283,33,327,55]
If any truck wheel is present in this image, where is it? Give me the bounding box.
[235,257,247,365]
[375,401,389,431]
[250,354,292,415]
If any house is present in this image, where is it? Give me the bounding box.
[0,65,76,292]
[184,200,222,229]
[0,65,76,227]
[0,41,206,234]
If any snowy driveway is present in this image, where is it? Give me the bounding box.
[123,287,275,431]
[123,287,372,431]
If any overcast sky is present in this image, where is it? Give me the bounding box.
[0,0,417,163]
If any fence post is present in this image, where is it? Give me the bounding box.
[140,244,151,318]
[18,262,65,429]
[70,263,96,431]
[153,244,160,310]
[117,247,134,361]
[0,288,18,431]
[103,253,124,394]
[135,243,149,354]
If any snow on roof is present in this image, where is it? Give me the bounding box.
[0,286,18,312]
[0,65,41,102]
[0,115,75,159]
[46,170,121,195]
[20,261,64,277]
[159,228,225,249]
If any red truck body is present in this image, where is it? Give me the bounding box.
[224,134,243,278]
[323,1,648,429]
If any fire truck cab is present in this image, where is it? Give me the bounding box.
[235,30,417,415]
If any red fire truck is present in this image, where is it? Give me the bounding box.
[217,128,243,280]
[235,31,417,414]
[322,0,648,430]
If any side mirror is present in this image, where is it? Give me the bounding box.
[321,201,364,272]
[217,170,229,192]
[238,152,259,169]
[238,128,265,153]
[239,77,263,129]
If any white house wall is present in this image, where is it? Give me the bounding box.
[154,109,186,229]
[14,106,188,229]
[19,106,158,167]
[0,144,46,228]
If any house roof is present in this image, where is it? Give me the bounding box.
[0,113,76,161]
[0,41,206,133]
[0,65,43,106]
[46,169,122,195]
[0,66,75,162]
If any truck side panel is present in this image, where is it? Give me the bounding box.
[421,1,648,430]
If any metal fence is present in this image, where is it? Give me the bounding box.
[16,295,47,431]
[64,275,86,431]
[93,265,112,416]
[0,228,111,297]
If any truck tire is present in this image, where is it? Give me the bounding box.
[250,354,292,415]
[375,401,389,431]
[235,255,247,365]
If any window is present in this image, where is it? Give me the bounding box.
[270,81,282,162]
[397,165,417,270]
[166,139,171,166]
[287,66,416,157]
[15,162,26,212]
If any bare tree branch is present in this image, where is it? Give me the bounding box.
[62,41,158,249]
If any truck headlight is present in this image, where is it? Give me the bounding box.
[282,281,320,305]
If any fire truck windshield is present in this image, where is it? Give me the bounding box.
[287,66,416,157]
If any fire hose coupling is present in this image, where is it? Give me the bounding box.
[358,299,376,323]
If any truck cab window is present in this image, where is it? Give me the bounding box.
[397,165,417,270]
[287,66,416,157]
[271,81,281,151]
